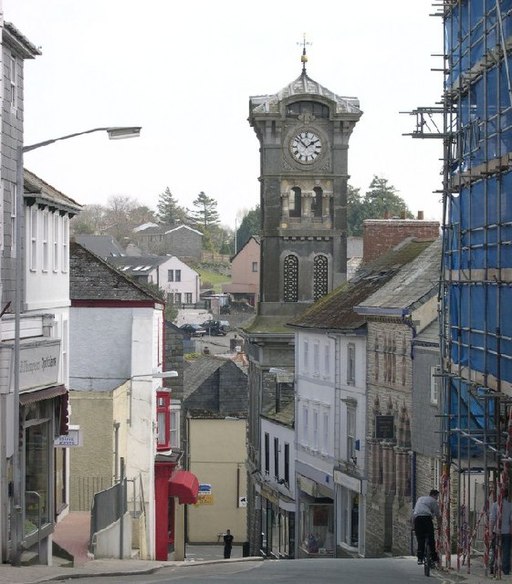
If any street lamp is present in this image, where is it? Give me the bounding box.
[11,126,141,566]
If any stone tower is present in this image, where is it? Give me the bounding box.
[248,55,362,318]
[243,49,362,557]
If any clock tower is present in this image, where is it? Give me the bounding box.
[243,50,362,557]
[248,53,362,318]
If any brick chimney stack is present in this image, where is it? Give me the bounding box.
[362,215,439,263]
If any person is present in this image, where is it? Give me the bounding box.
[223,529,234,559]
[489,489,512,575]
[412,489,441,565]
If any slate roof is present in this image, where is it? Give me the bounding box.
[356,237,442,316]
[70,241,163,303]
[24,169,82,215]
[4,22,41,58]
[250,70,361,116]
[290,238,438,332]
[183,355,248,418]
[75,235,125,259]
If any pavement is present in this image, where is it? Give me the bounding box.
[0,509,500,584]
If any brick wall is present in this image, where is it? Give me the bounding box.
[363,219,440,263]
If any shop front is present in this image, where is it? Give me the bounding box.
[297,475,334,558]
[333,468,365,557]
[259,484,295,558]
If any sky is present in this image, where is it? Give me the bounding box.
[3,1,444,230]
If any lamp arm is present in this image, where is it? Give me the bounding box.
[23,128,110,152]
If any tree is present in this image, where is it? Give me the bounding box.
[236,206,261,252]
[156,187,187,226]
[70,204,107,235]
[347,176,413,235]
[189,191,220,231]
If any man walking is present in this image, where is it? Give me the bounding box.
[413,489,441,565]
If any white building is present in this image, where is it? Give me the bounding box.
[108,255,200,306]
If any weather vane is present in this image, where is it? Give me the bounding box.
[297,33,312,74]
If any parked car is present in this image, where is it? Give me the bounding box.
[201,320,229,336]
[179,324,207,337]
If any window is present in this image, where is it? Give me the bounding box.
[174,292,182,305]
[42,212,49,271]
[289,187,302,218]
[284,443,290,485]
[283,255,299,302]
[313,410,319,450]
[313,254,328,301]
[347,343,356,385]
[62,319,68,382]
[312,187,323,217]
[252,261,258,272]
[324,344,330,378]
[62,216,69,273]
[347,406,356,462]
[185,292,192,304]
[10,55,17,109]
[303,340,309,372]
[430,365,441,405]
[156,391,171,450]
[303,405,309,444]
[274,437,279,479]
[53,213,59,271]
[170,402,181,448]
[30,207,37,270]
[313,343,320,376]
[175,269,181,282]
[10,182,16,257]
[264,432,270,475]
[168,270,174,282]
[323,412,329,453]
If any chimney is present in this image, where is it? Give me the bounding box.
[417,210,424,220]
[362,218,440,263]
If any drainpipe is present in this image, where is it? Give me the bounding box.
[410,450,417,556]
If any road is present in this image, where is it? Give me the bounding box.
[62,557,445,584]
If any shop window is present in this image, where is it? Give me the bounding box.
[156,391,170,450]
[301,503,334,556]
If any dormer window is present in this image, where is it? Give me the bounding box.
[286,101,329,118]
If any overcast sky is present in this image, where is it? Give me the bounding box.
[3,0,444,229]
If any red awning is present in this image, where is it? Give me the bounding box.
[168,470,199,505]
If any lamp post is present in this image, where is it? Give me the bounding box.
[11,126,141,566]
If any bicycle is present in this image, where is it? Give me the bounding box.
[423,540,435,577]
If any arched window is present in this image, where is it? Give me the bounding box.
[283,255,299,302]
[289,187,302,218]
[312,187,323,218]
[313,254,328,300]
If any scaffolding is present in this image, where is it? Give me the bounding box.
[407,0,512,575]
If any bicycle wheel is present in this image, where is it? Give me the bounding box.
[424,541,431,577]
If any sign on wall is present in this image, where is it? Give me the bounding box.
[375,415,394,440]
[19,341,61,391]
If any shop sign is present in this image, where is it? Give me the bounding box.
[375,415,394,440]
[55,427,82,448]
[199,483,212,495]
[195,494,214,505]
[333,469,361,493]
[239,496,247,508]
[19,341,60,391]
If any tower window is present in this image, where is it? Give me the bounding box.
[312,187,323,217]
[286,101,329,118]
[289,187,302,218]
[313,254,328,300]
[283,254,299,302]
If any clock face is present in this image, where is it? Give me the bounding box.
[290,130,322,164]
